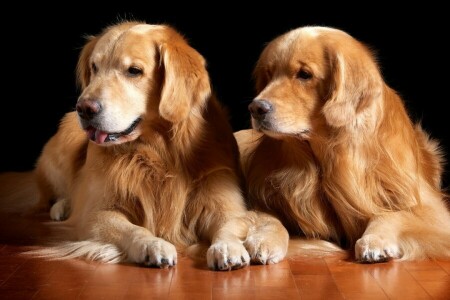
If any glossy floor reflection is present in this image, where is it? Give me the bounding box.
[0,213,449,299]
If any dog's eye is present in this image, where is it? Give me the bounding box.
[91,63,98,74]
[297,69,312,80]
[127,66,143,77]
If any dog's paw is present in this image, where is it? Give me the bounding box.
[207,241,250,271]
[244,234,287,265]
[127,236,177,268]
[49,198,70,221]
[355,234,401,263]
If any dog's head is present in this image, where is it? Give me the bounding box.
[76,21,210,145]
[249,26,383,139]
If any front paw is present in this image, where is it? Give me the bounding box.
[355,234,401,263]
[207,241,250,271]
[127,236,177,268]
[244,233,287,265]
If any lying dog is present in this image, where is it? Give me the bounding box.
[0,21,288,270]
[235,26,450,263]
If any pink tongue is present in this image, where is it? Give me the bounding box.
[86,128,108,144]
[95,130,108,144]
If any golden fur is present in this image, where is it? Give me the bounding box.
[0,21,288,270]
[235,26,450,262]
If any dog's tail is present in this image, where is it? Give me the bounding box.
[287,237,345,259]
[0,171,39,215]
[186,239,344,263]
[185,242,208,264]
[25,240,126,263]
[23,220,126,263]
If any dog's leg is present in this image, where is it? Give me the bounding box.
[243,211,289,265]
[87,210,177,268]
[200,173,289,270]
[206,217,251,271]
[355,212,404,263]
[356,199,450,263]
[207,219,288,268]
[195,172,253,271]
[33,169,56,213]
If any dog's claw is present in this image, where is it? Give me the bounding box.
[160,258,170,268]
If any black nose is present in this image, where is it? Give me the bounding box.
[248,99,273,119]
[76,98,102,120]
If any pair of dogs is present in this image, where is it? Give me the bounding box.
[2,21,449,270]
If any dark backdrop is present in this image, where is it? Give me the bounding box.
[1,4,449,189]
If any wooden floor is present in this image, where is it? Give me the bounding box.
[0,213,449,300]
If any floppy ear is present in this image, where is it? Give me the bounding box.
[253,60,269,95]
[158,40,211,123]
[322,47,383,128]
[76,35,99,90]
[253,42,276,95]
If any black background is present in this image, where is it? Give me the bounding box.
[1,4,449,189]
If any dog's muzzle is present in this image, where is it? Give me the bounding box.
[85,118,142,144]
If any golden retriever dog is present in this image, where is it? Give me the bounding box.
[235,26,450,263]
[0,21,289,270]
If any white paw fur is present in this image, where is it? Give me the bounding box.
[50,198,70,221]
[127,236,177,268]
[244,234,286,265]
[355,234,401,263]
[207,241,250,271]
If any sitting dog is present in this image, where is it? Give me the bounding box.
[235,26,450,263]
